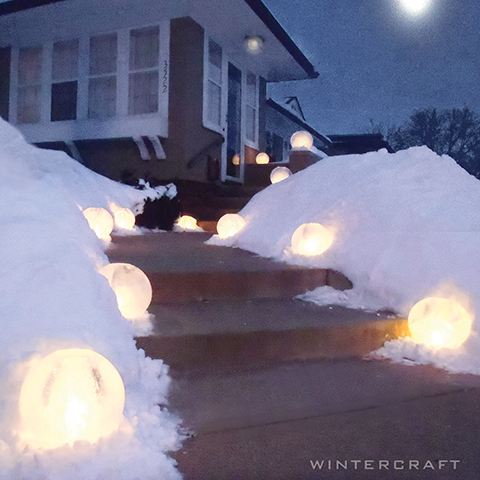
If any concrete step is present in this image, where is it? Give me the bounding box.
[108,232,352,302]
[136,300,408,369]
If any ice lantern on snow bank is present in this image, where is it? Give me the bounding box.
[255,152,270,165]
[177,215,198,230]
[19,349,125,449]
[270,166,292,184]
[217,213,246,239]
[290,131,313,150]
[408,297,473,349]
[114,208,136,230]
[291,223,333,256]
[83,207,114,240]
[99,262,152,319]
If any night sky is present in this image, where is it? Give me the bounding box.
[263,0,480,135]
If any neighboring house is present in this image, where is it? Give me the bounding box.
[0,0,319,188]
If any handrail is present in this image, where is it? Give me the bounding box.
[187,137,224,169]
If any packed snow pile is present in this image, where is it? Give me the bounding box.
[209,146,480,374]
[0,118,182,479]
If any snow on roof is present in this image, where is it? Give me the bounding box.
[209,146,480,375]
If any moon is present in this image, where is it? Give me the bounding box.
[399,0,431,14]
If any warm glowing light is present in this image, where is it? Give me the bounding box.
[290,131,314,149]
[217,213,246,239]
[408,297,473,349]
[83,207,114,240]
[19,349,125,449]
[291,223,333,256]
[232,154,240,166]
[255,152,270,165]
[99,263,152,320]
[270,166,292,184]
[245,35,264,54]
[177,215,198,231]
[399,0,430,14]
[114,208,136,230]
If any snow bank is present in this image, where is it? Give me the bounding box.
[209,147,480,374]
[0,118,182,479]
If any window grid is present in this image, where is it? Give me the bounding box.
[17,47,42,124]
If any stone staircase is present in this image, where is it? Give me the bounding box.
[107,232,408,369]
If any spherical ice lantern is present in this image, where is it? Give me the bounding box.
[99,263,152,320]
[19,348,125,449]
[408,297,473,349]
[232,154,240,166]
[290,131,314,150]
[83,207,114,240]
[255,152,270,165]
[217,213,246,239]
[177,215,198,231]
[291,223,333,256]
[270,166,292,184]
[114,207,136,230]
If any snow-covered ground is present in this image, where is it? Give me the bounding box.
[209,146,480,375]
[0,118,182,479]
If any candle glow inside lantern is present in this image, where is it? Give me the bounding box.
[114,208,136,230]
[19,348,125,449]
[270,166,292,184]
[217,213,246,239]
[232,154,240,166]
[290,131,314,150]
[99,263,152,319]
[291,223,333,256]
[408,297,473,349]
[83,207,114,240]
[255,152,270,165]
[177,215,198,231]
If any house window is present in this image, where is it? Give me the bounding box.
[205,38,223,128]
[266,131,287,163]
[17,47,42,124]
[88,33,117,119]
[245,72,258,144]
[51,39,78,121]
[128,26,159,115]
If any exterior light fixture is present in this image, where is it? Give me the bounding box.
[99,263,153,320]
[19,348,125,449]
[217,213,246,239]
[291,223,333,256]
[83,207,114,240]
[245,35,264,54]
[270,166,292,184]
[290,131,314,150]
[255,152,270,165]
[408,297,473,349]
[177,215,198,231]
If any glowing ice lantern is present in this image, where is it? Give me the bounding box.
[114,208,136,230]
[290,131,314,150]
[270,166,292,184]
[83,207,114,240]
[291,223,333,256]
[177,215,198,230]
[232,154,240,166]
[408,297,473,349]
[217,213,246,239]
[255,152,270,165]
[99,263,152,319]
[19,348,125,449]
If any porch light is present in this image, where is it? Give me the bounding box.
[217,213,246,239]
[19,348,125,449]
[291,223,333,256]
[245,35,264,54]
[177,215,198,231]
[290,131,314,150]
[270,166,292,184]
[408,297,473,349]
[255,152,270,165]
[83,207,114,240]
[99,263,152,320]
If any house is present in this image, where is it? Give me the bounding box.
[0,0,319,193]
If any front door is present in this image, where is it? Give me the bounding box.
[222,62,244,183]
